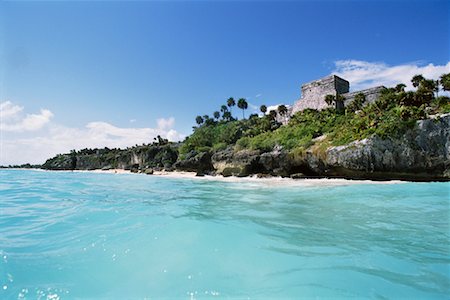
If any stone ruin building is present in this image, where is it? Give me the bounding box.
[290,75,386,115]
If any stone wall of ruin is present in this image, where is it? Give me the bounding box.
[291,75,349,113]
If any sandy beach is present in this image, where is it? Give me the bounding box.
[50,168,406,187]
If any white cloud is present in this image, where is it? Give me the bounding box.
[156,117,175,130]
[0,101,185,165]
[333,60,450,91]
[0,101,24,119]
[1,101,54,132]
[266,104,281,113]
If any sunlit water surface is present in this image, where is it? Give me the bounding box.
[0,170,449,299]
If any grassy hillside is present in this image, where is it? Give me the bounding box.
[181,74,450,157]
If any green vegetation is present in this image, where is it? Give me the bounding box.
[260,105,267,114]
[41,73,450,174]
[183,74,450,157]
[180,114,280,157]
[237,98,248,119]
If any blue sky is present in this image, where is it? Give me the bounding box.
[1,0,449,164]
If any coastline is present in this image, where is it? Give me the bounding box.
[25,168,407,186]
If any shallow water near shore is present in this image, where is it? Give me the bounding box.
[0,169,449,299]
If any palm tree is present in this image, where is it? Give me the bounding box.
[277,104,288,123]
[268,110,277,120]
[213,111,220,120]
[324,94,335,106]
[419,79,438,100]
[195,115,204,125]
[220,105,228,113]
[237,98,248,119]
[440,73,450,91]
[395,83,406,93]
[222,111,232,121]
[435,80,440,97]
[227,97,236,116]
[260,105,267,115]
[411,74,425,88]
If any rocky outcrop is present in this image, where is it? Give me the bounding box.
[212,148,262,177]
[204,115,450,181]
[42,144,179,171]
[173,151,213,173]
[41,115,450,181]
[41,154,76,170]
[321,114,450,180]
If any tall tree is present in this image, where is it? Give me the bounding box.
[227,97,236,116]
[222,111,232,121]
[277,104,289,123]
[195,115,204,125]
[411,74,425,88]
[260,105,267,114]
[440,73,450,91]
[237,98,248,119]
[213,111,220,120]
[395,83,406,93]
[418,79,438,101]
[324,94,345,113]
[268,110,277,120]
[220,105,228,113]
[324,94,335,106]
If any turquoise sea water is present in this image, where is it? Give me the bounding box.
[0,170,449,299]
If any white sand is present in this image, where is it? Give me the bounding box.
[69,168,405,187]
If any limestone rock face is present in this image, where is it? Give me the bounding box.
[174,151,213,173]
[259,147,293,176]
[323,115,450,180]
[212,148,261,177]
[210,115,450,180]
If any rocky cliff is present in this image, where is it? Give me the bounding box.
[42,144,179,172]
[42,115,450,181]
[322,114,450,180]
[178,114,449,181]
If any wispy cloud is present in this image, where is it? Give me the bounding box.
[0,101,185,165]
[333,60,450,91]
